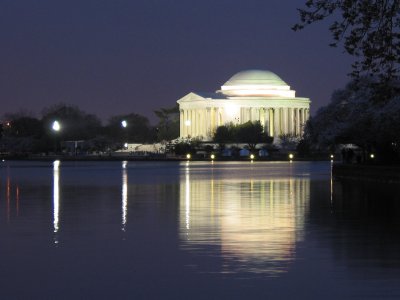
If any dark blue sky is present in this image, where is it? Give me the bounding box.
[0,0,352,123]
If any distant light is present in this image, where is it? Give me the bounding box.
[124,143,128,148]
[250,154,255,160]
[210,154,215,160]
[330,154,334,159]
[370,153,375,159]
[121,120,127,128]
[289,153,294,160]
[185,120,191,126]
[52,120,61,132]
[186,153,191,159]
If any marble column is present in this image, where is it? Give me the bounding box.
[182,110,186,137]
[264,108,270,135]
[269,108,274,136]
[274,108,280,137]
[282,108,288,135]
[180,109,183,138]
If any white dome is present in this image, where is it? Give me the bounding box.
[224,70,287,87]
[219,69,294,97]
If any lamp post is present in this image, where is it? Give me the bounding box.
[121,120,128,150]
[52,120,61,154]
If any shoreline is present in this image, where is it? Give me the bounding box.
[3,156,400,183]
[0,154,330,162]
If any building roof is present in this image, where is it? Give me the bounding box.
[223,70,287,87]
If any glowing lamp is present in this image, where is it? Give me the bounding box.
[186,153,191,159]
[289,154,294,160]
[52,121,61,132]
[121,120,127,128]
[250,154,255,160]
[210,154,215,160]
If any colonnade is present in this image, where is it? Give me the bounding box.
[180,106,310,139]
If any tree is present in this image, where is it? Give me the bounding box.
[305,77,400,161]
[154,105,179,142]
[213,121,271,151]
[213,124,235,149]
[41,103,103,141]
[106,113,155,144]
[0,113,44,154]
[294,0,400,82]
[2,114,43,138]
[236,121,265,151]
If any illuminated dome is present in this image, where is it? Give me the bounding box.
[219,69,294,97]
[224,70,288,87]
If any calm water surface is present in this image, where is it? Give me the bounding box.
[1,160,400,299]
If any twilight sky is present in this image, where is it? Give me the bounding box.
[0,0,353,123]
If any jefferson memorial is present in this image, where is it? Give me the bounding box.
[177,70,311,141]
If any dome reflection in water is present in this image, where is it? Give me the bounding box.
[179,162,309,276]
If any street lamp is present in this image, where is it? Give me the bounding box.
[121,120,128,150]
[52,120,61,132]
[52,120,61,154]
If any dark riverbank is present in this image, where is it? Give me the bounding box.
[333,163,400,183]
[0,153,330,162]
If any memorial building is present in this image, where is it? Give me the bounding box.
[177,70,311,141]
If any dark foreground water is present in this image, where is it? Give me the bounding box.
[1,160,400,299]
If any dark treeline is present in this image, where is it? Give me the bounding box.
[0,103,179,154]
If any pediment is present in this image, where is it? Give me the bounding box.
[177,92,207,103]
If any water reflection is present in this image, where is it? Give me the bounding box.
[179,163,310,276]
[122,161,128,232]
[329,179,400,273]
[7,175,11,222]
[53,160,60,243]
[2,165,20,222]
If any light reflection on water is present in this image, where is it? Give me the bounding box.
[53,160,60,244]
[1,160,400,299]
[121,161,128,232]
[179,162,310,276]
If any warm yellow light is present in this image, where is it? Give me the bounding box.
[289,154,294,160]
[370,154,375,159]
[225,104,239,117]
[210,154,215,160]
[186,153,191,159]
[250,154,255,159]
[330,154,334,159]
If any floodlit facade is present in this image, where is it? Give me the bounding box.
[177,70,311,140]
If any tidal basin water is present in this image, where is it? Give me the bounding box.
[1,161,400,299]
